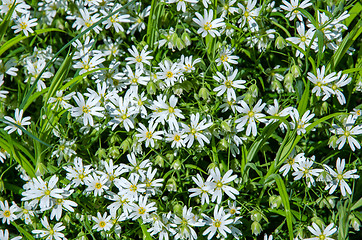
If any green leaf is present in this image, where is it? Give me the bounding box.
[12,222,35,240]
[0,2,17,43]
[0,28,65,57]
[273,174,294,240]
[138,218,153,240]
[351,197,362,211]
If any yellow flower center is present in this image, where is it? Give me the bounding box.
[4,210,11,217]
[244,12,249,17]
[174,135,181,141]
[95,183,102,189]
[288,157,295,165]
[20,22,27,30]
[130,184,137,192]
[337,174,343,180]
[79,174,85,180]
[216,181,223,188]
[190,129,197,135]
[44,190,51,195]
[138,207,146,215]
[135,56,142,62]
[225,80,233,88]
[204,22,212,31]
[166,71,173,78]
[301,36,307,42]
[131,78,138,83]
[146,131,153,139]
[344,131,350,137]
[82,105,90,113]
[248,111,254,117]
[220,55,228,62]
[49,229,55,235]
[214,219,221,228]
[230,209,236,214]
[99,221,106,228]
[319,234,326,240]
[168,107,175,113]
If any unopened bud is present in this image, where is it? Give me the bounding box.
[269,195,282,209]
[199,87,210,100]
[350,215,360,231]
[181,31,191,46]
[291,64,301,78]
[154,155,164,168]
[166,178,177,192]
[284,73,295,93]
[173,203,183,216]
[171,159,181,170]
[147,81,157,95]
[251,221,262,236]
[250,210,262,222]
[217,138,229,151]
[108,146,120,159]
[96,148,107,159]
[175,38,185,51]
[220,120,231,132]
[275,36,286,49]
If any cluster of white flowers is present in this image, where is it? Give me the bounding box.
[0,0,361,239]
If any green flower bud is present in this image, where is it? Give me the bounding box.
[120,137,131,152]
[284,73,295,93]
[35,162,47,176]
[220,120,231,132]
[166,153,174,163]
[173,85,183,96]
[251,221,262,236]
[217,138,229,151]
[291,64,301,78]
[154,155,164,168]
[95,148,107,159]
[275,36,286,49]
[311,216,325,229]
[350,214,361,231]
[250,210,262,222]
[171,159,181,170]
[173,202,183,216]
[271,79,284,94]
[175,37,185,51]
[198,87,210,100]
[147,81,157,95]
[181,31,191,46]
[110,134,121,144]
[108,146,120,159]
[269,195,282,209]
[166,178,177,192]
[139,41,147,49]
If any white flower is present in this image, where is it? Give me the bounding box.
[286,22,317,58]
[304,222,337,240]
[188,174,212,205]
[125,45,153,70]
[307,66,338,100]
[323,158,359,196]
[174,206,204,240]
[178,55,201,73]
[101,4,131,33]
[92,212,113,232]
[107,93,137,131]
[135,122,163,148]
[215,46,239,70]
[203,205,233,240]
[208,167,239,204]
[237,0,261,32]
[70,92,104,127]
[235,99,267,136]
[115,174,145,201]
[193,9,225,38]
[181,113,213,148]
[329,71,351,105]
[279,152,306,177]
[21,175,63,210]
[4,108,31,135]
[72,53,105,75]
[292,157,323,187]
[290,109,315,135]
[72,8,102,34]
[0,200,19,225]
[32,216,66,240]
[330,115,362,151]
[157,60,181,88]
[85,173,109,197]
[129,195,157,221]
[213,69,246,101]
[11,13,37,36]
[63,157,93,187]
[280,0,312,21]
